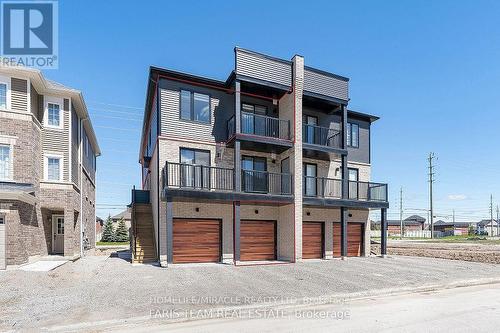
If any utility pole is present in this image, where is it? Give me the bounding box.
[497,205,499,237]
[453,209,455,224]
[490,195,494,237]
[399,187,403,239]
[428,153,436,239]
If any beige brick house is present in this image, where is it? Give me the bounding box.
[132,48,389,266]
[0,65,100,269]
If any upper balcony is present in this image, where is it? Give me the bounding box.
[302,124,347,158]
[162,162,293,202]
[227,112,293,153]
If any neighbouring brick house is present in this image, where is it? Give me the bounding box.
[111,208,132,229]
[0,64,100,269]
[434,220,473,236]
[372,215,426,235]
[131,47,389,266]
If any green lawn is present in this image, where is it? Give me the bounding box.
[96,241,130,246]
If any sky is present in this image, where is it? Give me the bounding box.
[43,0,500,222]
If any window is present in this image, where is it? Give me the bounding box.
[0,145,11,180]
[180,148,210,166]
[179,90,210,123]
[47,157,61,181]
[0,83,6,109]
[0,215,4,224]
[347,122,359,148]
[304,163,318,197]
[241,156,267,193]
[179,148,210,188]
[47,103,61,127]
[241,103,268,136]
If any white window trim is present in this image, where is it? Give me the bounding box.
[0,75,12,111]
[44,153,64,182]
[0,143,13,181]
[44,96,64,130]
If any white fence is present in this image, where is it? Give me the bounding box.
[370,230,444,238]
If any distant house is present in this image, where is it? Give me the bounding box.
[111,209,131,229]
[96,217,104,242]
[434,220,473,236]
[476,219,499,236]
[372,215,426,235]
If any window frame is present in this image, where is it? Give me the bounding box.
[0,143,13,181]
[0,75,11,110]
[179,89,211,124]
[0,215,4,225]
[44,96,64,129]
[179,147,211,166]
[44,154,63,182]
[347,122,359,148]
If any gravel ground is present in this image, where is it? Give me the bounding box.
[1,254,500,331]
[372,240,500,263]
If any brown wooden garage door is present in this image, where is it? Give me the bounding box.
[173,219,221,263]
[302,222,324,259]
[333,223,363,257]
[240,220,276,261]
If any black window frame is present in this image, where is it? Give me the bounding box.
[179,147,211,166]
[179,89,211,124]
[347,122,359,148]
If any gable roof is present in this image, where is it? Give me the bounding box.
[404,215,426,223]
[477,219,498,227]
[111,209,131,221]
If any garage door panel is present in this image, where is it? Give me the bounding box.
[333,223,363,257]
[303,222,323,259]
[241,220,276,261]
[173,219,221,263]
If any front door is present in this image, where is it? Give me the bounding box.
[304,115,318,144]
[52,215,64,254]
[348,168,359,199]
[242,156,267,193]
[304,163,317,197]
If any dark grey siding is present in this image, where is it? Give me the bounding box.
[235,48,292,88]
[159,78,234,142]
[30,84,42,122]
[302,106,370,164]
[71,106,79,186]
[11,78,27,112]
[304,68,348,102]
[82,128,96,182]
[146,92,158,157]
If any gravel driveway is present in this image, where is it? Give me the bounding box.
[2,254,500,331]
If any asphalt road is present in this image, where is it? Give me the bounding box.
[122,283,500,333]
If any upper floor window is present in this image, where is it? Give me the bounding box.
[46,156,62,181]
[0,145,11,180]
[347,122,359,148]
[0,83,7,109]
[180,90,210,123]
[47,103,61,127]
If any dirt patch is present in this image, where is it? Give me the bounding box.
[372,242,500,264]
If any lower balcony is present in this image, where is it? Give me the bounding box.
[303,176,389,208]
[162,162,293,202]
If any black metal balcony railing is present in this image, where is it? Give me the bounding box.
[242,169,293,195]
[302,124,341,148]
[303,176,342,198]
[303,177,388,202]
[348,181,388,202]
[227,113,291,140]
[163,162,235,191]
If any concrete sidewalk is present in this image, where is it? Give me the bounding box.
[1,255,500,331]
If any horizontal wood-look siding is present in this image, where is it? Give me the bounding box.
[304,68,349,102]
[302,222,324,259]
[11,78,28,112]
[333,223,363,257]
[235,49,292,87]
[240,220,276,261]
[172,219,221,263]
[43,101,70,181]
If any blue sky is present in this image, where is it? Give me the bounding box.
[44,0,500,222]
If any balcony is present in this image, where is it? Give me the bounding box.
[227,112,292,153]
[302,124,346,158]
[303,176,388,208]
[162,162,293,202]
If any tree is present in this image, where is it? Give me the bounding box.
[101,215,115,242]
[115,218,129,242]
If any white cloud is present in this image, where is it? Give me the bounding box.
[448,194,467,201]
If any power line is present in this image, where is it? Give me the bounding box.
[88,101,143,110]
[91,114,142,122]
[95,125,140,132]
[88,107,143,117]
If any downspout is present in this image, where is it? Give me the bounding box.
[156,79,161,262]
[79,117,84,258]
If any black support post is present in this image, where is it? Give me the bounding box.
[233,201,241,262]
[341,104,348,199]
[381,208,387,256]
[340,206,348,258]
[234,80,242,192]
[166,197,173,264]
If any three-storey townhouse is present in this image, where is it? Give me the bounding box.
[0,64,100,269]
[133,48,388,266]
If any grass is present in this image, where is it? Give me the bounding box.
[96,241,130,246]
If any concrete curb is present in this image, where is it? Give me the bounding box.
[41,276,500,332]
